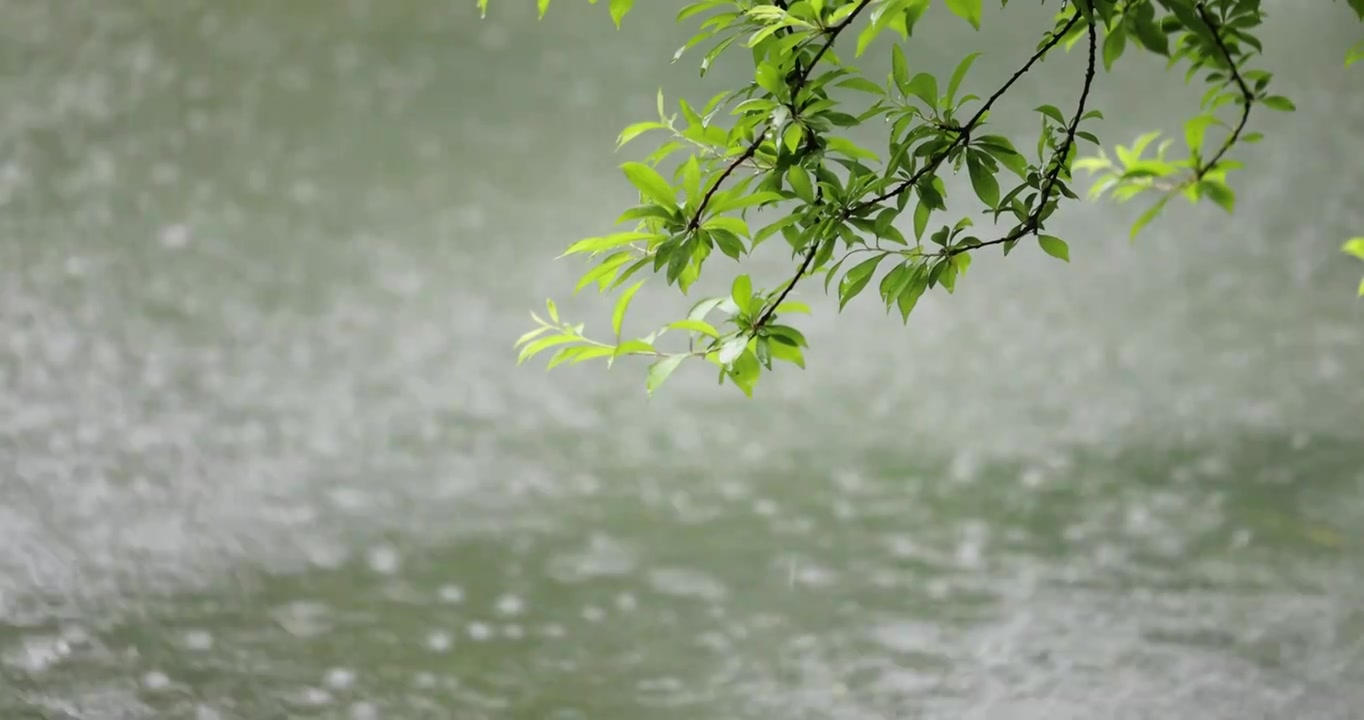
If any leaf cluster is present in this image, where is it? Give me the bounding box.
[480,0,1364,396]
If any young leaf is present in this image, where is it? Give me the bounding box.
[621,162,678,209]
[946,52,981,108]
[668,319,720,337]
[617,121,668,149]
[1261,95,1296,112]
[1102,23,1127,71]
[943,0,982,30]
[1037,234,1070,262]
[1129,196,1169,241]
[717,335,747,364]
[731,274,754,313]
[905,73,939,111]
[647,355,686,395]
[786,166,816,203]
[1343,237,1364,261]
[607,0,632,27]
[518,334,579,365]
[892,45,910,94]
[612,280,646,338]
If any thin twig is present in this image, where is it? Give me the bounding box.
[752,7,1085,329]
[941,7,1098,256]
[1194,1,1253,176]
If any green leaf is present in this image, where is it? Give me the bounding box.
[967,153,1000,209]
[1035,104,1066,125]
[515,324,551,348]
[1198,180,1235,213]
[1129,5,1169,56]
[826,136,880,161]
[913,200,931,241]
[616,121,667,149]
[1183,113,1218,154]
[1341,237,1364,260]
[569,346,616,365]
[1102,23,1127,71]
[1129,196,1169,241]
[786,166,815,203]
[711,229,747,260]
[1261,95,1296,112]
[518,334,579,365]
[608,0,632,28]
[717,335,747,364]
[945,52,981,108]
[668,319,720,337]
[755,62,784,96]
[710,191,784,215]
[837,76,886,96]
[1349,40,1364,67]
[768,340,805,368]
[681,156,702,203]
[1038,234,1070,262]
[621,162,678,209]
[731,274,754,312]
[647,355,686,395]
[612,280,646,338]
[891,45,910,95]
[575,252,634,293]
[838,254,887,310]
[896,266,927,322]
[773,301,811,315]
[905,73,939,110]
[729,350,761,397]
[537,0,552,19]
[943,0,982,30]
[687,296,727,321]
[765,324,808,347]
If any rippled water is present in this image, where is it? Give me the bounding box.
[2,1,1362,718]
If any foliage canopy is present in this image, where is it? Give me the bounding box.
[481,0,1364,396]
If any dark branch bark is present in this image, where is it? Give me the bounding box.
[754,7,1087,330]
[946,9,1098,256]
[1194,1,1254,177]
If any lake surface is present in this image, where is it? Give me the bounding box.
[2,1,1362,718]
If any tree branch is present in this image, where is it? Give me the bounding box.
[944,7,1099,256]
[753,7,1086,329]
[1194,1,1253,176]
[685,0,876,232]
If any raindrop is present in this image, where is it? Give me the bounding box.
[325,667,356,690]
[183,630,214,651]
[349,702,380,720]
[142,670,172,691]
[494,594,524,616]
[438,584,464,603]
[366,545,400,575]
[426,631,453,653]
[159,224,190,249]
